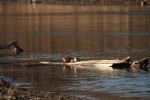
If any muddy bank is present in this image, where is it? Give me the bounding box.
[0,0,148,5]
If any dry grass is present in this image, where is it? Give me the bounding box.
[0,84,80,100]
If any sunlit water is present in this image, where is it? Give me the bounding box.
[0,4,150,100]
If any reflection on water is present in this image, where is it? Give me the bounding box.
[0,4,150,59]
[0,4,150,100]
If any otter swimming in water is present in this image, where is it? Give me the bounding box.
[62,56,73,63]
[62,56,80,63]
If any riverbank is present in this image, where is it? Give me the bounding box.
[0,77,142,100]
[0,79,80,100]
[0,87,80,100]
[0,0,149,6]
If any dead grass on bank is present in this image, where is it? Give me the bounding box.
[0,86,80,100]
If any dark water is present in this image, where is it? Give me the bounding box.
[0,4,150,100]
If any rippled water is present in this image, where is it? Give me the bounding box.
[0,4,150,100]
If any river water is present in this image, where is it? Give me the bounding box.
[0,4,150,100]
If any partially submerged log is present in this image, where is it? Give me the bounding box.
[0,41,23,54]
[1,56,149,71]
[110,56,132,69]
[25,61,63,67]
[110,57,149,71]
[24,57,149,72]
[131,57,149,71]
[13,42,24,54]
[110,62,131,69]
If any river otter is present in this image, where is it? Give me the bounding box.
[62,56,80,63]
[62,56,73,63]
[73,57,80,62]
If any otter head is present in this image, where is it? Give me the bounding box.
[70,57,80,63]
[73,57,80,62]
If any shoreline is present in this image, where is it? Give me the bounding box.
[0,87,80,100]
[0,83,141,100]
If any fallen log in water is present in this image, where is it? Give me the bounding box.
[1,56,149,71]
[110,57,149,71]
[20,57,149,71]
[110,62,131,69]
[110,56,132,69]
[25,61,63,67]
[131,57,149,71]
[0,41,23,54]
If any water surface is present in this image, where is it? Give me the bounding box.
[0,4,150,100]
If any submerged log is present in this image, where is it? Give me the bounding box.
[0,41,23,54]
[0,41,16,49]
[25,62,63,67]
[110,57,149,71]
[1,56,148,71]
[110,62,131,69]
[110,56,132,69]
[13,42,24,54]
[131,57,149,71]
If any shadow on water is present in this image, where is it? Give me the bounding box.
[0,4,150,100]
